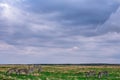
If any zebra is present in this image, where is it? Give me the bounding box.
[28,67,36,74]
[6,68,18,75]
[16,67,35,75]
[102,71,109,76]
[17,68,29,75]
[38,66,42,73]
[98,71,109,78]
[89,71,96,76]
[85,72,90,77]
[84,71,96,78]
[6,65,37,75]
[32,64,42,73]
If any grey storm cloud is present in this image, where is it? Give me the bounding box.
[0,0,120,64]
[22,0,120,37]
[25,0,119,26]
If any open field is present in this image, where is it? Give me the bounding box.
[0,64,120,80]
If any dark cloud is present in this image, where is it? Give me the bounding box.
[24,0,119,26]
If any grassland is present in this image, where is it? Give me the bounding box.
[0,64,120,80]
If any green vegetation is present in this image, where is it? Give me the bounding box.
[0,65,120,80]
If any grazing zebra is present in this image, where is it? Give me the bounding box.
[32,64,42,73]
[89,71,96,76]
[98,71,109,78]
[17,67,36,75]
[38,66,42,73]
[28,67,35,74]
[103,71,109,76]
[85,71,96,78]
[17,68,29,75]
[6,68,18,75]
[85,72,90,77]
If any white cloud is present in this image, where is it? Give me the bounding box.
[0,3,25,24]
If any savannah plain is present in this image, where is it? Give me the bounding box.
[0,64,120,80]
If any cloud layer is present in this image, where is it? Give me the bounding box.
[0,0,120,64]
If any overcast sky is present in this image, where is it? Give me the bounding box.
[0,0,120,64]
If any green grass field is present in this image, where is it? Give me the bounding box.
[0,65,120,80]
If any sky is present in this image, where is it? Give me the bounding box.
[0,0,120,64]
